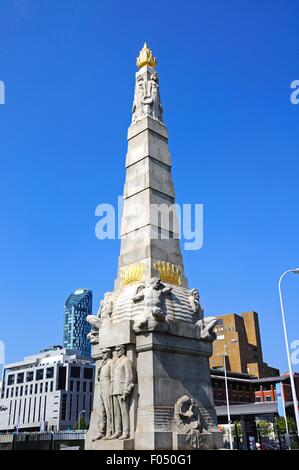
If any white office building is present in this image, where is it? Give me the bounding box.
[0,346,94,432]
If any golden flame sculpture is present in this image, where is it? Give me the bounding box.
[154,261,181,286]
[120,262,145,286]
[136,42,157,69]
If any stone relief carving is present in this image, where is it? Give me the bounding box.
[86,292,113,344]
[92,348,113,441]
[93,345,134,441]
[173,395,205,449]
[132,72,163,124]
[189,288,217,341]
[132,277,172,331]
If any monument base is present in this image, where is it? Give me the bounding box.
[85,438,135,451]
[173,432,214,450]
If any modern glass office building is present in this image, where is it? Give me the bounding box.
[63,288,92,357]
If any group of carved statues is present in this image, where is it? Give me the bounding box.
[87,280,217,444]
[86,279,217,342]
[132,72,163,123]
[93,344,134,441]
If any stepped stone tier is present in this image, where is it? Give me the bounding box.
[85,43,223,450]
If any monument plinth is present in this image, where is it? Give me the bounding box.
[85,43,223,450]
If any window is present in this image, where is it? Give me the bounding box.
[61,394,67,421]
[255,396,261,402]
[76,381,80,392]
[6,389,9,398]
[89,382,93,393]
[26,371,34,382]
[50,382,53,392]
[7,375,15,386]
[20,386,23,396]
[35,384,38,394]
[17,373,24,384]
[46,367,54,379]
[83,382,86,393]
[15,387,18,397]
[70,366,80,379]
[265,396,272,402]
[30,384,33,395]
[70,381,73,391]
[36,369,44,381]
[45,382,48,393]
[84,368,93,380]
[58,366,67,390]
[40,383,43,393]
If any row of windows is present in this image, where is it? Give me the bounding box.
[7,367,54,385]
[70,366,93,380]
[69,380,93,393]
[212,381,252,392]
[61,392,93,422]
[8,394,56,427]
[7,365,93,387]
[255,396,273,402]
[6,381,54,398]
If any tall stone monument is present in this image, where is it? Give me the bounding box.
[85,43,223,450]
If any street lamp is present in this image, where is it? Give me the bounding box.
[223,339,238,450]
[78,409,85,431]
[278,268,299,438]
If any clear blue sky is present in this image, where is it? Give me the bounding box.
[0,0,298,375]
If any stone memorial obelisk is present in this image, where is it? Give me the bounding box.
[85,44,223,450]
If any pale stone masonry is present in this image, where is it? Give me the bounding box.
[85,44,222,450]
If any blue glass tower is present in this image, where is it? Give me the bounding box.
[63,288,92,357]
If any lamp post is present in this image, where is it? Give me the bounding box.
[223,339,238,450]
[278,268,299,438]
[78,409,85,431]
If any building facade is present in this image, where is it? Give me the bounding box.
[210,311,279,378]
[63,288,92,357]
[0,346,94,432]
[211,369,299,449]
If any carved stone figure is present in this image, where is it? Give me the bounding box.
[110,345,134,440]
[132,277,172,329]
[86,292,113,344]
[189,288,204,322]
[148,73,163,121]
[173,395,204,448]
[92,348,113,441]
[131,71,163,124]
[132,75,145,122]
[189,288,217,341]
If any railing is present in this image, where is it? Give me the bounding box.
[0,431,87,443]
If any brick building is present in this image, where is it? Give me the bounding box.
[210,311,279,378]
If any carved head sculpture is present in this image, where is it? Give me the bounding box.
[148,277,162,290]
[101,347,112,361]
[115,344,125,358]
[190,288,199,302]
[136,75,144,88]
[151,72,158,83]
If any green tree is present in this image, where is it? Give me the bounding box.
[275,416,297,435]
[256,420,272,438]
[73,417,88,431]
[232,421,242,438]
